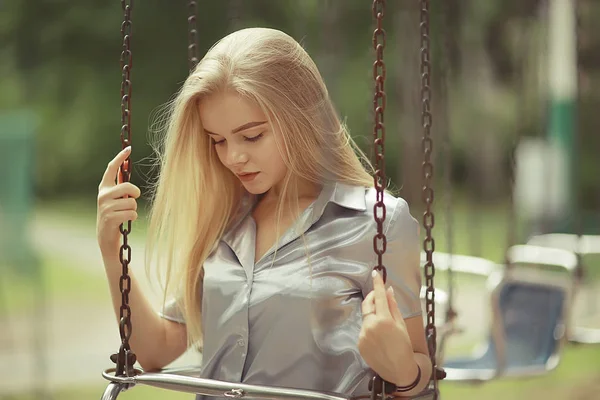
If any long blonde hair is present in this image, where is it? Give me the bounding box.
[146,27,375,347]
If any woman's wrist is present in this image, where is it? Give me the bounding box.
[394,355,421,388]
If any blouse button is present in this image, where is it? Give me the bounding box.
[237,339,245,347]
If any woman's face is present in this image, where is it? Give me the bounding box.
[199,91,288,195]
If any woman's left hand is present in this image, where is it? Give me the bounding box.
[357,270,416,384]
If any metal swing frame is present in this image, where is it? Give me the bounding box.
[102,368,355,400]
[101,1,442,400]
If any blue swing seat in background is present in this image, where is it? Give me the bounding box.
[441,245,573,382]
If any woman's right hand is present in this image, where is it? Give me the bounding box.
[96,146,141,256]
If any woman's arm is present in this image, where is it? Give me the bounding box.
[390,316,433,397]
[358,197,432,397]
[102,249,188,371]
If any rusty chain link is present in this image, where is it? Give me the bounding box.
[372,0,387,284]
[420,0,440,396]
[370,1,392,398]
[188,0,199,70]
[111,0,136,378]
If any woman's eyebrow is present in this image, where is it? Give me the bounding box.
[231,121,267,134]
[205,121,267,136]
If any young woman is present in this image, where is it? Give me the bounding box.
[96,27,432,398]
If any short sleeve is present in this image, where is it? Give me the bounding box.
[362,197,422,319]
[158,298,187,324]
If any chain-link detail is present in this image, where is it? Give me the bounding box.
[372,0,387,284]
[420,0,439,396]
[111,0,137,378]
[188,1,199,71]
[370,1,387,399]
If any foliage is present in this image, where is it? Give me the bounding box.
[0,0,598,216]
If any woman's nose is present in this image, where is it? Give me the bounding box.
[227,147,249,166]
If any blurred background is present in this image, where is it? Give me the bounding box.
[0,0,598,399]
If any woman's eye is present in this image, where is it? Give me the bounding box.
[212,132,263,145]
[244,133,264,143]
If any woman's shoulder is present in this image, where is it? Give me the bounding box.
[329,183,416,238]
[333,183,410,220]
[364,186,409,217]
[325,184,420,274]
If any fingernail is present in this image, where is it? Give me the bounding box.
[388,286,394,294]
[372,270,378,279]
[124,146,131,153]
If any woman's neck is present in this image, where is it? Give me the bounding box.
[262,177,322,204]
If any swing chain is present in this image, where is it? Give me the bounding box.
[120,0,132,152]
[188,0,199,70]
[370,1,394,398]
[420,0,440,395]
[111,0,137,377]
[370,1,389,398]
[372,0,387,284]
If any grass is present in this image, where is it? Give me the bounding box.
[441,344,600,399]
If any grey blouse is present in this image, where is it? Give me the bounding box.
[160,182,422,399]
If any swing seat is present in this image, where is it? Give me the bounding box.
[99,287,452,400]
[442,264,571,382]
[101,367,354,400]
[101,366,441,400]
[525,235,600,345]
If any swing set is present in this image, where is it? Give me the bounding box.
[100,1,599,399]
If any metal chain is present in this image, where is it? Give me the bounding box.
[370,1,389,398]
[111,0,136,377]
[188,0,199,71]
[372,0,387,284]
[420,0,439,396]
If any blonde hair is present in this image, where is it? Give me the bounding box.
[146,27,375,347]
